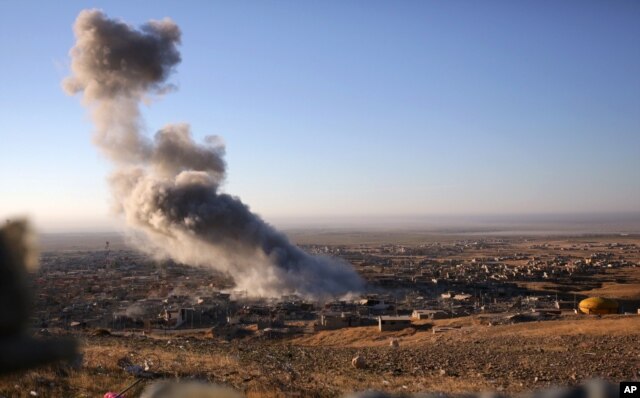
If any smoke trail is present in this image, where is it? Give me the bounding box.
[63,10,364,299]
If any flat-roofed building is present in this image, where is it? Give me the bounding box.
[412,309,449,320]
[378,316,412,332]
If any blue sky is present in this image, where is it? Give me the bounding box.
[0,1,639,232]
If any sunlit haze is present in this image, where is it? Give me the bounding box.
[0,1,638,232]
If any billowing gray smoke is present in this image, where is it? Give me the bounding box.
[63,9,364,299]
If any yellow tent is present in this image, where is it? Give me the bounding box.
[578,297,618,315]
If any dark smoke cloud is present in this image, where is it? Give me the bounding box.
[64,10,364,299]
[152,124,226,179]
[63,10,180,100]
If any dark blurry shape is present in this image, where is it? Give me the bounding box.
[0,220,78,374]
[140,381,243,398]
[526,379,617,398]
[0,220,35,336]
[345,379,618,398]
[137,379,618,398]
[352,355,366,369]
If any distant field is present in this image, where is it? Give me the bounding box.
[37,222,640,250]
[38,232,127,252]
[287,229,640,246]
[36,230,640,251]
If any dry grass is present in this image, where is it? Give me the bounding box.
[291,314,640,348]
[484,314,640,338]
[2,315,639,396]
[0,336,246,397]
[574,267,640,299]
[515,267,640,300]
[578,283,640,299]
[292,326,420,348]
[0,368,146,398]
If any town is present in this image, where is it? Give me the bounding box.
[32,234,640,335]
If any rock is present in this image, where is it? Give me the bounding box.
[352,356,366,369]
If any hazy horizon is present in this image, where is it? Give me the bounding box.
[28,211,640,235]
[1,1,638,235]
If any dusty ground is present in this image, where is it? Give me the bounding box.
[1,315,639,397]
[6,232,637,397]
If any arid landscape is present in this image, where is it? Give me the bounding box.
[1,231,639,397]
[1,4,638,397]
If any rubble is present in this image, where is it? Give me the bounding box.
[352,356,366,369]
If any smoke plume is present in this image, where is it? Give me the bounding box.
[63,10,364,299]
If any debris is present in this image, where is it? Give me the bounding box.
[352,356,366,369]
[91,328,111,337]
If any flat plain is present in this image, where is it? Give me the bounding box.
[2,230,639,397]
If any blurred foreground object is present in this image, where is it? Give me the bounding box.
[352,355,366,369]
[0,220,78,374]
[141,382,244,398]
[346,379,618,398]
[139,380,617,398]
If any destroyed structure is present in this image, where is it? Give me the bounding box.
[29,237,640,336]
